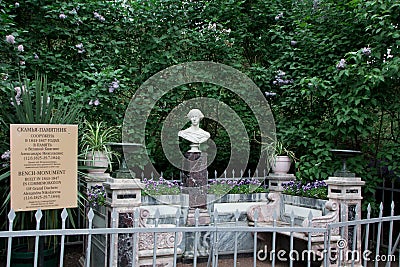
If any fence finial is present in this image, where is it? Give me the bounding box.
[61,208,68,221]
[8,209,16,222]
[88,208,94,220]
[35,209,43,222]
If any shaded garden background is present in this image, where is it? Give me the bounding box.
[0,0,399,211]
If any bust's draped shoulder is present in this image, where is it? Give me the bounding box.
[178,128,210,144]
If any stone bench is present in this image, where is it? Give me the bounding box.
[247,192,341,261]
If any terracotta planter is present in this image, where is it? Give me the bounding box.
[85,151,109,173]
[271,155,292,174]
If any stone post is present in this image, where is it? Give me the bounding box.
[325,176,365,266]
[268,173,295,193]
[82,172,111,267]
[183,152,210,226]
[104,177,143,267]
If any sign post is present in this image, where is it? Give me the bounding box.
[10,124,78,211]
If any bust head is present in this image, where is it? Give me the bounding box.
[186,109,204,127]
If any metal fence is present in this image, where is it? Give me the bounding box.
[1,202,400,267]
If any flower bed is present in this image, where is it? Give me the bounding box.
[141,177,268,196]
[282,180,328,199]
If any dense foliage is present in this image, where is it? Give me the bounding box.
[1,0,399,210]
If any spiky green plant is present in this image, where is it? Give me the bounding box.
[80,119,119,170]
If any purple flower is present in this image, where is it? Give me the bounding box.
[6,35,15,44]
[93,12,105,22]
[59,13,67,19]
[34,53,39,60]
[109,78,119,93]
[93,99,100,106]
[17,44,24,52]
[362,47,371,56]
[336,59,346,70]
[290,40,297,46]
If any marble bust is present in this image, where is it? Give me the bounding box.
[178,109,210,152]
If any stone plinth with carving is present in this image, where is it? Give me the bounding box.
[117,208,183,267]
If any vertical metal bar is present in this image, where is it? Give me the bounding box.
[272,211,277,267]
[173,209,180,267]
[363,204,371,267]
[338,203,345,267]
[386,202,394,267]
[351,217,357,267]
[307,211,313,267]
[193,209,200,267]
[233,210,239,267]
[325,228,330,267]
[391,180,394,207]
[253,210,258,267]
[86,208,94,267]
[6,209,15,267]
[289,211,294,267]
[213,210,219,267]
[375,203,384,267]
[109,210,117,267]
[59,209,68,267]
[34,209,43,267]
[153,209,160,267]
[132,209,139,267]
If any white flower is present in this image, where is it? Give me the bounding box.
[6,35,15,44]
[59,13,67,19]
[1,150,10,160]
[17,44,24,52]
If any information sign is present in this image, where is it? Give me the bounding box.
[10,124,78,211]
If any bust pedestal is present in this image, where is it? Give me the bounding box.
[182,151,210,226]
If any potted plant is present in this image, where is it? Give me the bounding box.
[267,139,296,174]
[80,120,119,173]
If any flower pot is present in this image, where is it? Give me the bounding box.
[271,155,292,174]
[85,151,109,173]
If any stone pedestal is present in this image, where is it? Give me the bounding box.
[104,178,143,267]
[182,152,210,224]
[325,176,365,267]
[268,173,295,192]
